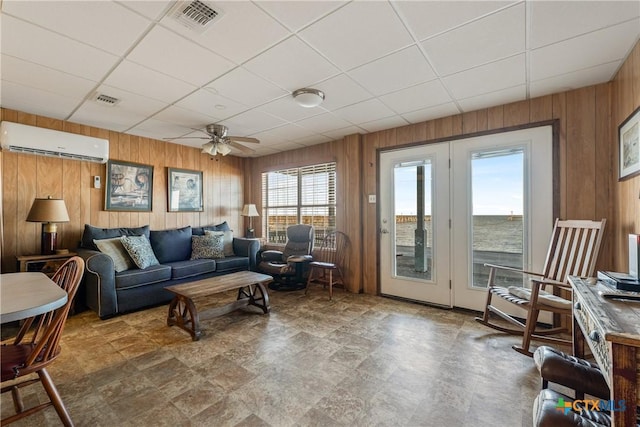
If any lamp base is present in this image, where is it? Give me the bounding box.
[246,228,255,238]
[41,223,58,255]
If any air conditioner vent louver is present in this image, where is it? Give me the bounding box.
[93,93,120,106]
[169,0,223,33]
[6,145,105,163]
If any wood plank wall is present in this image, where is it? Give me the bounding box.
[0,108,246,273]
[612,41,640,272]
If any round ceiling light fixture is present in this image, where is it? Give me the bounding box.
[292,88,325,108]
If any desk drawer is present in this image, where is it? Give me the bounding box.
[574,292,611,387]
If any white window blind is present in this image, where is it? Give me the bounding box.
[262,162,336,245]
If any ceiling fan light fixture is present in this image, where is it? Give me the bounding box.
[218,143,232,156]
[293,88,325,108]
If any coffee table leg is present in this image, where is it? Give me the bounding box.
[167,295,201,341]
[238,283,270,314]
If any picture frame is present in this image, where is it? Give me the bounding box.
[619,106,640,181]
[168,167,204,212]
[105,160,153,211]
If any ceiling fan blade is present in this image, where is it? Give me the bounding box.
[228,136,260,144]
[164,136,210,140]
[229,141,255,154]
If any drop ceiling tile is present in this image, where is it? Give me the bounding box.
[255,0,347,32]
[293,134,333,146]
[244,36,340,91]
[348,46,437,96]
[151,105,221,129]
[299,1,414,70]
[422,3,525,77]
[457,85,526,113]
[530,61,622,98]
[530,1,640,49]
[252,123,322,141]
[176,89,249,121]
[320,125,366,140]
[104,60,197,104]
[127,118,196,144]
[333,99,397,125]
[2,1,151,56]
[393,1,515,41]
[358,115,410,133]
[117,1,174,21]
[206,67,288,107]
[223,110,287,134]
[530,19,640,81]
[160,1,290,64]
[1,15,119,81]
[257,97,327,123]
[267,141,307,151]
[1,54,97,99]
[380,80,452,114]
[295,113,353,133]
[127,26,235,86]
[401,102,460,124]
[442,54,525,100]
[0,80,80,120]
[312,74,372,110]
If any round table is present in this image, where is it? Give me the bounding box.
[0,273,67,323]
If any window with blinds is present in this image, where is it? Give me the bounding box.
[262,162,336,245]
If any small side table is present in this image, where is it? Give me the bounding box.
[16,253,77,277]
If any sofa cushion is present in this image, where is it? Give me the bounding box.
[205,230,234,256]
[192,221,231,235]
[121,235,160,269]
[191,234,225,260]
[166,259,217,280]
[214,256,249,272]
[81,224,150,250]
[93,237,135,272]
[150,226,192,263]
[115,264,172,290]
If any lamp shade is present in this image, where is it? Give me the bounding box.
[241,204,259,217]
[26,197,70,223]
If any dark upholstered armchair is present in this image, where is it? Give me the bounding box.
[258,224,314,289]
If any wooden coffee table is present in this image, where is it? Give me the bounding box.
[165,271,273,341]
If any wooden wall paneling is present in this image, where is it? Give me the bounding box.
[61,159,82,252]
[594,84,613,269]
[164,142,179,229]
[487,105,504,130]
[362,133,379,295]
[476,108,489,132]
[18,153,38,256]
[530,95,553,123]
[150,139,167,231]
[451,114,463,136]
[434,116,454,139]
[2,152,18,271]
[397,123,424,146]
[118,133,133,228]
[341,134,362,293]
[462,111,478,134]
[136,136,151,228]
[504,99,530,127]
[129,135,142,227]
[565,87,597,219]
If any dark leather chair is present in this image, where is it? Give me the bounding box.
[533,389,620,427]
[258,224,314,290]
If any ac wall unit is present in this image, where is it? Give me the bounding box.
[0,121,109,164]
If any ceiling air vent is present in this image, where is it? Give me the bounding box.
[92,93,120,107]
[169,0,223,34]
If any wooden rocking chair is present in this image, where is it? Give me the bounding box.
[475,219,606,357]
[305,231,349,299]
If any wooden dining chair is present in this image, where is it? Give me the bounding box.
[1,256,84,426]
[305,231,349,299]
[475,219,606,356]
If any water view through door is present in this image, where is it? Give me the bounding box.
[380,126,553,311]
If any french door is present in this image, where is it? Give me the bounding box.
[379,126,553,312]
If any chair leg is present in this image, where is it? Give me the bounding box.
[305,267,314,295]
[513,307,540,357]
[328,270,333,300]
[39,368,74,427]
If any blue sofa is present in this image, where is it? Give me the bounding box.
[77,223,259,319]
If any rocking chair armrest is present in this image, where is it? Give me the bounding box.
[530,278,572,291]
[484,263,544,278]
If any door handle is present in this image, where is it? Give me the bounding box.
[380,228,389,234]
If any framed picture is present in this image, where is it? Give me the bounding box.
[168,167,203,212]
[619,106,640,181]
[105,160,153,211]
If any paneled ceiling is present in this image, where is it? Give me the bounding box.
[2,1,639,157]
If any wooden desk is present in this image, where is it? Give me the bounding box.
[570,276,640,427]
[0,272,67,323]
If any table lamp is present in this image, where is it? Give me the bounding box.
[241,204,259,238]
[26,196,70,255]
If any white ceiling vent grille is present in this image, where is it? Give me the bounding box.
[92,93,120,107]
[169,0,223,34]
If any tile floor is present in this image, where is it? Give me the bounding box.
[1,286,555,426]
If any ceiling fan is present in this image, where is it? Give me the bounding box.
[165,124,260,156]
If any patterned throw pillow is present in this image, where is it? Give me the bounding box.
[205,230,234,256]
[191,233,225,260]
[120,235,160,269]
[93,237,135,272]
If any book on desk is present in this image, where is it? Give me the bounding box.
[597,270,640,292]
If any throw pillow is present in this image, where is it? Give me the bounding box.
[93,237,135,272]
[120,235,160,269]
[191,233,225,260]
[205,229,234,256]
[149,226,192,263]
[81,224,150,250]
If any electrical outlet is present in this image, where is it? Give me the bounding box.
[368,194,376,203]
